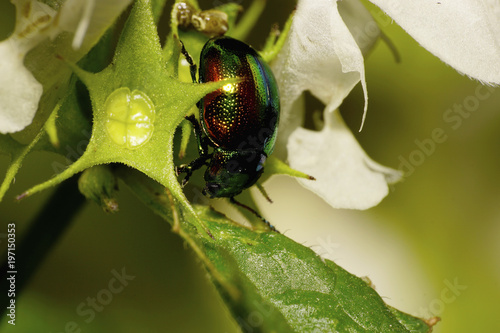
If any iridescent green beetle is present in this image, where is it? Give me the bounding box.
[177,36,280,230]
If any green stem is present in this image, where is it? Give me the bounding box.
[1,176,86,319]
[230,0,266,41]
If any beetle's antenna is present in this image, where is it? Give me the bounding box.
[230,197,279,233]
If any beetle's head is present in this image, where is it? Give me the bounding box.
[203,150,266,198]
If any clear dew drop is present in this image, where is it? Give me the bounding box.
[104,87,155,149]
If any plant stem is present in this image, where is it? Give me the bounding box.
[1,176,86,319]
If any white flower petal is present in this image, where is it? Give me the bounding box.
[71,0,96,49]
[369,0,500,84]
[0,0,56,134]
[58,0,132,50]
[0,39,43,134]
[271,0,397,209]
[0,0,132,133]
[287,110,402,210]
[337,0,380,54]
[10,0,56,53]
[272,0,371,156]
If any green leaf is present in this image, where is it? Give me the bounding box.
[263,155,315,181]
[4,2,437,331]
[120,167,435,333]
[0,3,121,202]
[18,0,227,236]
[0,73,92,202]
[0,134,33,202]
[19,0,131,139]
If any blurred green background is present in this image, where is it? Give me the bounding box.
[1,0,499,332]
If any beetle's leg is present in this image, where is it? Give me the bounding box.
[176,115,211,186]
[230,197,279,233]
[180,40,197,83]
[176,154,211,186]
[185,114,208,156]
[179,41,202,108]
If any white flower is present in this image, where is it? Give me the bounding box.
[272,0,500,209]
[0,0,131,134]
[370,0,500,84]
[0,0,56,134]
